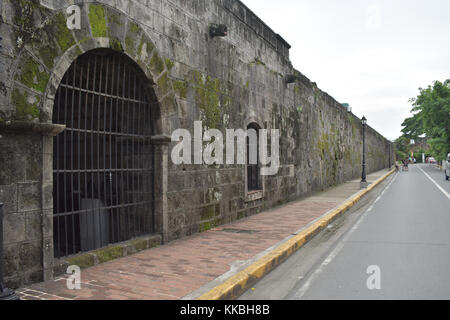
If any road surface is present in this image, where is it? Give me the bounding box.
[240,164,450,300]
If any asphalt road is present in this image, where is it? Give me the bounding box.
[240,164,450,300]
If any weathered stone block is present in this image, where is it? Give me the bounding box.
[0,138,26,185]
[25,211,42,241]
[3,212,26,244]
[0,184,18,214]
[18,182,41,212]
[19,241,43,271]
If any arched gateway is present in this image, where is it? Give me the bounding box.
[52,49,157,258]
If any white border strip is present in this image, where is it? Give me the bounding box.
[417,166,450,200]
[290,173,398,300]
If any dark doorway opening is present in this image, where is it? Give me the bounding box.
[247,123,262,192]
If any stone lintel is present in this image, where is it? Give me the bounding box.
[0,121,66,137]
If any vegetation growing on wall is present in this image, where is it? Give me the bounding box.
[173,80,188,98]
[16,56,49,93]
[149,52,165,75]
[109,37,124,52]
[89,4,107,38]
[11,89,40,121]
[192,72,222,130]
[53,12,76,53]
[12,0,47,46]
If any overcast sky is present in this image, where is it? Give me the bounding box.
[240,0,450,140]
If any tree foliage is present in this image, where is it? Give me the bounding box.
[400,79,450,161]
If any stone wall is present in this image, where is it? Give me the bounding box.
[0,0,393,288]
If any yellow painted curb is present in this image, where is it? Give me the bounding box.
[197,169,396,300]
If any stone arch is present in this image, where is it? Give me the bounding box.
[4,2,176,279]
[8,2,179,135]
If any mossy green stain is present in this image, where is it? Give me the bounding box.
[12,89,40,121]
[131,239,148,252]
[165,58,175,71]
[199,219,218,233]
[129,22,140,33]
[137,39,144,58]
[12,0,44,44]
[201,205,216,221]
[250,58,266,67]
[53,12,76,53]
[66,254,95,269]
[16,56,49,93]
[74,45,83,57]
[157,72,170,94]
[150,52,165,75]
[95,246,124,264]
[192,74,221,129]
[125,36,136,56]
[109,37,124,52]
[38,45,58,69]
[89,4,107,37]
[173,80,188,98]
[317,133,330,160]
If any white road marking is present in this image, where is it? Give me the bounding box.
[290,173,398,300]
[417,165,450,200]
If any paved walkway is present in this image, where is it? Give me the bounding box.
[16,169,389,300]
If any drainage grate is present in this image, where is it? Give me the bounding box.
[221,228,259,234]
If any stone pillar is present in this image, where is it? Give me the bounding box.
[151,135,171,244]
[0,121,64,285]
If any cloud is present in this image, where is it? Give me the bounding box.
[367,5,382,30]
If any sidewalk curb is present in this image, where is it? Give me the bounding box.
[197,169,396,300]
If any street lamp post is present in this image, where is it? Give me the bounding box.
[0,203,20,300]
[360,116,368,189]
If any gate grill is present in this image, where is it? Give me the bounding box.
[53,50,154,258]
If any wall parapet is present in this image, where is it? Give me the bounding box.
[226,0,291,61]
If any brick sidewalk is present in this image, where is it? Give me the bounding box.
[16,170,388,300]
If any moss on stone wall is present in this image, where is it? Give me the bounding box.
[250,58,266,67]
[12,0,48,45]
[199,219,218,233]
[192,73,221,130]
[157,72,170,94]
[173,80,188,98]
[38,45,58,69]
[66,254,95,269]
[125,36,136,55]
[348,114,357,138]
[53,12,76,53]
[16,56,49,93]
[317,133,330,160]
[89,4,107,37]
[11,89,40,121]
[150,52,165,75]
[165,58,175,71]
[109,37,124,52]
[129,21,140,33]
[125,22,140,57]
[95,246,124,264]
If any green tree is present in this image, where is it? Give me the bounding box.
[400,79,450,161]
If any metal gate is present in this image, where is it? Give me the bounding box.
[53,49,155,258]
